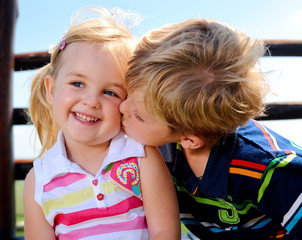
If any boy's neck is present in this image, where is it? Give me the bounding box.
[182,146,211,178]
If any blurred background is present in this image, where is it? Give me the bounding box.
[11,0,302,238]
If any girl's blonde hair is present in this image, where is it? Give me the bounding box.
[29,7,136,156]
[126,19,268,146]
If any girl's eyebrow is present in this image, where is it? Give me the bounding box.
[66,72,124,89]
[66,71,87,78]
[110,82,125,89]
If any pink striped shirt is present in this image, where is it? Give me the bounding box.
[34,131,149,239]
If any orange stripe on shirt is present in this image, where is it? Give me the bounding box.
[253,120,277,151]
[252,119,292,154]
[229,167,262,179]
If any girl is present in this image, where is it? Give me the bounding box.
[23,7,180,240]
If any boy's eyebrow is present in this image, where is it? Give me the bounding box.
[131,97,146,115]
[130,95,144,102]
[129,97,140,111]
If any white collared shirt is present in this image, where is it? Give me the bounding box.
[34,131,149,239]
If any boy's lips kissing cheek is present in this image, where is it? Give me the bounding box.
[121,116,127,127]
[121,117,127,132]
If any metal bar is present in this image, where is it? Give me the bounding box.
[0,0,18,238]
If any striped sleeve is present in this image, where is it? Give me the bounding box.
[257,152,302,239]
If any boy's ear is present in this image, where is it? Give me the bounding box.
[44,75,55,103]
[180,134,205,149]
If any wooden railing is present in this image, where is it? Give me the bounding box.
[1,0,302,238]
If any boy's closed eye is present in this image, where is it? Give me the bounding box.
[134,111,144,122]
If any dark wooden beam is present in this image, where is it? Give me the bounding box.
[264,40,302,57]
[258,103,302,120]
[15,160,33,180]
[13,103,302,182]
[0,0,18,238]
[12,102,302,126]
[13,108,29,125]
[12,40,302,72]
[14,51,50,71]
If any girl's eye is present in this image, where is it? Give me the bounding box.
[104,90,118,97]
[134,112,144,122]
[72,82,84,88]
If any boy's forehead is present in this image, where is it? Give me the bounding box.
[128,89,153,115]
[129,89,146,102]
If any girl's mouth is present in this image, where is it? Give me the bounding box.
[74,112,99,123]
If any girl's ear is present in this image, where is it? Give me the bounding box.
[179,134,205,149]
[44,75,55,103]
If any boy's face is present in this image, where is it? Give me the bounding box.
[120,89,180,146]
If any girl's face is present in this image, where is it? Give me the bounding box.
[45,42,126,148]
[120,89,180,146]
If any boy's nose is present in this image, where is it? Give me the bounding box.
[119,98,128,116]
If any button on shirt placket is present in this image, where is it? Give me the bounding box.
[91,177,105,207]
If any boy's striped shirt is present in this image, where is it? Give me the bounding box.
[161,119,302,239]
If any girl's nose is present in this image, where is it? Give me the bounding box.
[83,93,100,109]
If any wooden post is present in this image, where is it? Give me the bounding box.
[0,0,18,239]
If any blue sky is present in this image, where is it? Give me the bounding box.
[13,0,302,158]
[15,0,302,54]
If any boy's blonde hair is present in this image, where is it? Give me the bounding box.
[126,19,268,146]
[29,7,136,156]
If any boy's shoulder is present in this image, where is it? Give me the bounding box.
[159,143,178,163]
[234,119,302,164]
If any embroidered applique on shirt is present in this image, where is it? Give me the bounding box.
[103,157,142,199]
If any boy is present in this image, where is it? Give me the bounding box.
[120,19,302,239]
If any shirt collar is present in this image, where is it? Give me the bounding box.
[39,131,145,185]
[176,131,238,199]
[198,133,237,199]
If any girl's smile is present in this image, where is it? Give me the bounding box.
[73,112,100,123]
